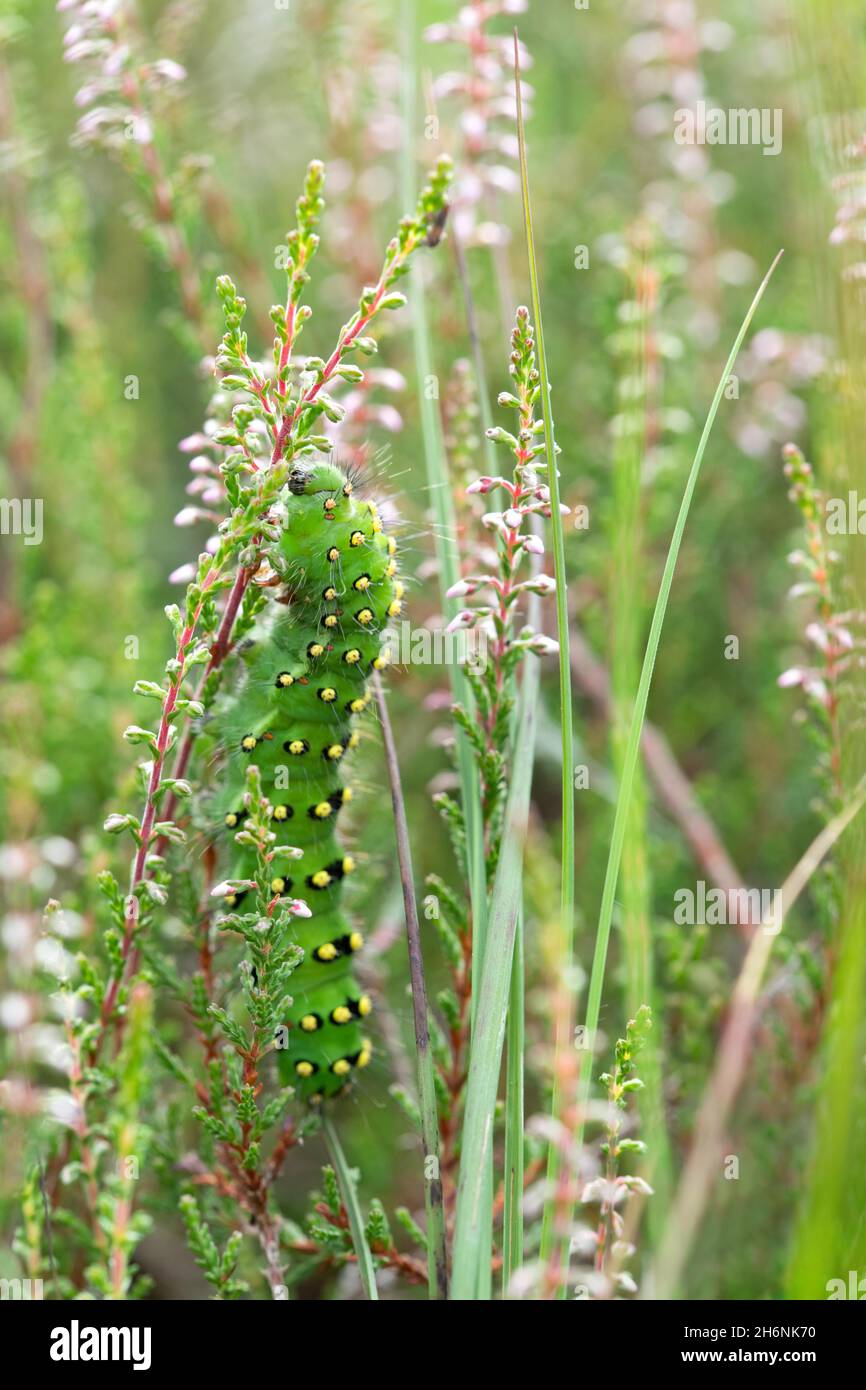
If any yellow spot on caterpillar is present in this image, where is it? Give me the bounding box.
[387,537,397,555]
[388,599,402,618]
[349,697,367,714]
[350,530,365,547]
[386,559,397,577]
[313,801,333,819]
[241,735,257,751]
[325,743,344,760]
[323,614,338,629]
[273,805,289,821]
[356,609,373,626]
[342,785,354,801]
[357,1044,372,1069]
[288,740,308,756]
[367,501,379,518]
[318,687,337,703]
[349,930,364,953]
[353,574,371,592]
[347,733,360,751]
[309,1092,323,1105]
[308,642,325,658]
[276,671,294,687]
[358,995,372,1017]
[372,649,390,670]
[394,581,405,599]
[344,648,361,664]
[323,586,337,601]
[342,856,355,874]
[372,518,383,533]
[295,1061,315,1078]
[327,546,339,562]
[342,482,353,496]
[300,1015,320,1032]
[311,869,332,888]
[332,1058,351,1076]
[332,1006,352,1025]
[324,498,337,512]
[315,943,338,962]
[224,812,239,827]
[271,877,286,894]
[225,893,237,908]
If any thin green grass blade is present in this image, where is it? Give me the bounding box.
[608,244,673,1249]
[322,1114,379,1301]
[555,248,785,1293]
[401,0,489,1296]
[373,674,448,1299]
[451,644,540,1298]
[502,908,525,1293]
[511,28,577,1274]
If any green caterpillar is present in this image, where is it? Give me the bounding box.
[212,458,402,1103]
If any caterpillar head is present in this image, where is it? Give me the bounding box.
[287,461,348,497]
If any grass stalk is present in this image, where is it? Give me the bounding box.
[557,249,785,1292]
[372,674,448,1300]
[502,907,525,1292]
[401,0,490,1295]
[608,242,673,1243]
[322,1113,379,1301]
[511,29,576,1276]
[450,637,541,1298]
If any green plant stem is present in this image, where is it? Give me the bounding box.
[502,907,525,1293]
[321,1114,379,1301]
[401,0,489,1295]
[450,641,540,1298]
[372,673,448,1300]
[560,249,784,1295]
[512,29,576,1279]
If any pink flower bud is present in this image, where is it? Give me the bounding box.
[446,579,474,599]
[529,634,559,656]
[523,533,544,554]
[445,610,475,634]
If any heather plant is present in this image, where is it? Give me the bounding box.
[5,0,866,1316]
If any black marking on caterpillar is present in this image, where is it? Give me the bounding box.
[211,460,398,1102]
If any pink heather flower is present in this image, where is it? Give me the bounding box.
[527,574,556,595]
[287,899,312,918]
[529,634,559,656]
[446,579,475,599]
[502,507,522,529]
[445,609,476,633]
[522,533,544,555]
[150,59,187,83]
[777,668,805,688]
[467,476,496,495]
[179,433,213,452]
[168,564,196,585]
[173,506,204,527]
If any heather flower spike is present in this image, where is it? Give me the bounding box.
[457,307,559,670]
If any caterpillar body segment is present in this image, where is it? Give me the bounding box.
[214,461,398,1101]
